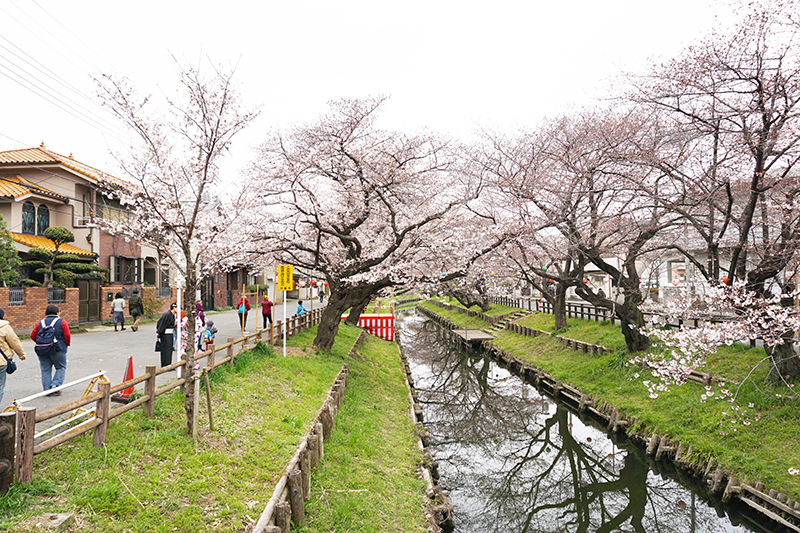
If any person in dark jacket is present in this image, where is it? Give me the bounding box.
[156,303,177,367]
[129,289,144,332]
[30,304,70,396]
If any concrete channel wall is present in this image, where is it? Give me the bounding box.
[417,304,800,533]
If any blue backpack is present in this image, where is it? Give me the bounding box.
[34,317,61,357]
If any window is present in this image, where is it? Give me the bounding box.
[22,202,35,234]
[109,256,141,284]
[667,261,686,283]
[37,204,49,235]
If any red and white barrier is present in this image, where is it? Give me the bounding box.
[341,314,395,341]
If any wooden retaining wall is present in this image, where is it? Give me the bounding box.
[417,304,800,533]
[252,349,357,532]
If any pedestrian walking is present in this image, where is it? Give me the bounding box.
[31,304,70,396]
[295,300,308,316]
[261,295,274,329]
[111,292,126,331]
[319,286,325,304]
[129,288,144,331]
[195,301,205,326]
[156,303,177,368]
[237,294,251,332]
[0,308,26,405]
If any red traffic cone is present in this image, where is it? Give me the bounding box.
[111,356,135,404]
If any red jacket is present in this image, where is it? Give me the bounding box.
[237,298,251,313]
[30,315,71,348]
[261,300,274,314]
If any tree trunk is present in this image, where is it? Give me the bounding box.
[767,331,800,382]
[616,296,649,353]
[345,296,371,326]
[314,283,386,352]
[182,261,197,436]
[313,295,351,352]
[553,284,568,331]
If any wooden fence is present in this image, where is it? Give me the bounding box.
[0,307,326,490]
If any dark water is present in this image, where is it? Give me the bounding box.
[398,313,768,533]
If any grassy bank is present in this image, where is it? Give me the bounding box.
[418,299,800,500]
[297,333,427,533]
[0,324,416,532]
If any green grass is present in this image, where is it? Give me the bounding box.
[517,312,628,353]
[1,323,426,532]
[438,296,517,317]
[297,334,427,533]
[420,300,800,500]
[0,331,347,532]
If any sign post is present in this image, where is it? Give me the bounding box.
[277,264,293,357]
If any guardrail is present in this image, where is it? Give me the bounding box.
[0,306,327,491]
[491,296,758,346]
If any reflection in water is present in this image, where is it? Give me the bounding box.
[398,314,748,533]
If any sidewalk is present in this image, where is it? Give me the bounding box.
[2,298,327,412]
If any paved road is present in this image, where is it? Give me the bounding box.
[2,298,326,412]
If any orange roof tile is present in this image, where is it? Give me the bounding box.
[0,145,131,190]
[0,175,67,202]
[10,232,96,257]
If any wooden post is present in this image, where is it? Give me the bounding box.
[319,405,333,441]
[287,469,305,525]
[299,448,311,501]
[315,422,324,463]
[93,381,111,447]
[203,369,214,431]
[227,337,235,366]
[276,321,282,347]
[308,433,319,469]
[0,412,15,495]
[15,407,35,483]
[144,365,156,418]
[275,501,290,533]
[208,345,216,372]
[192,369,200,444]
[269,321,274,346]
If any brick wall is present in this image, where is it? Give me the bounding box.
[0,287,79,336]
[98,231,142,271]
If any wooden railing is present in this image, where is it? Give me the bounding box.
[2,307,327,490]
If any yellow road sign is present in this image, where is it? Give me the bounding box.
[277,264,294,291]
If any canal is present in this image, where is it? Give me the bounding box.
[398,312,775,533]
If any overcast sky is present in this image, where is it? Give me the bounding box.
[1,0,739,183]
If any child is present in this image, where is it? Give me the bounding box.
[202,320,218,351]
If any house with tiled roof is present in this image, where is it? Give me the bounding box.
[0,143,169,323]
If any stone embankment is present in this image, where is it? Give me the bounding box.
[417,304,800,533]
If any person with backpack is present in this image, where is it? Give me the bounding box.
[0,308,27,405]
[237,294,251,332]
[30,304,70,396]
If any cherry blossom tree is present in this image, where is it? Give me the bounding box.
[483,111,682,351]
[245,97,507,352]
[632,2,800,380]
[97,60,257,434]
